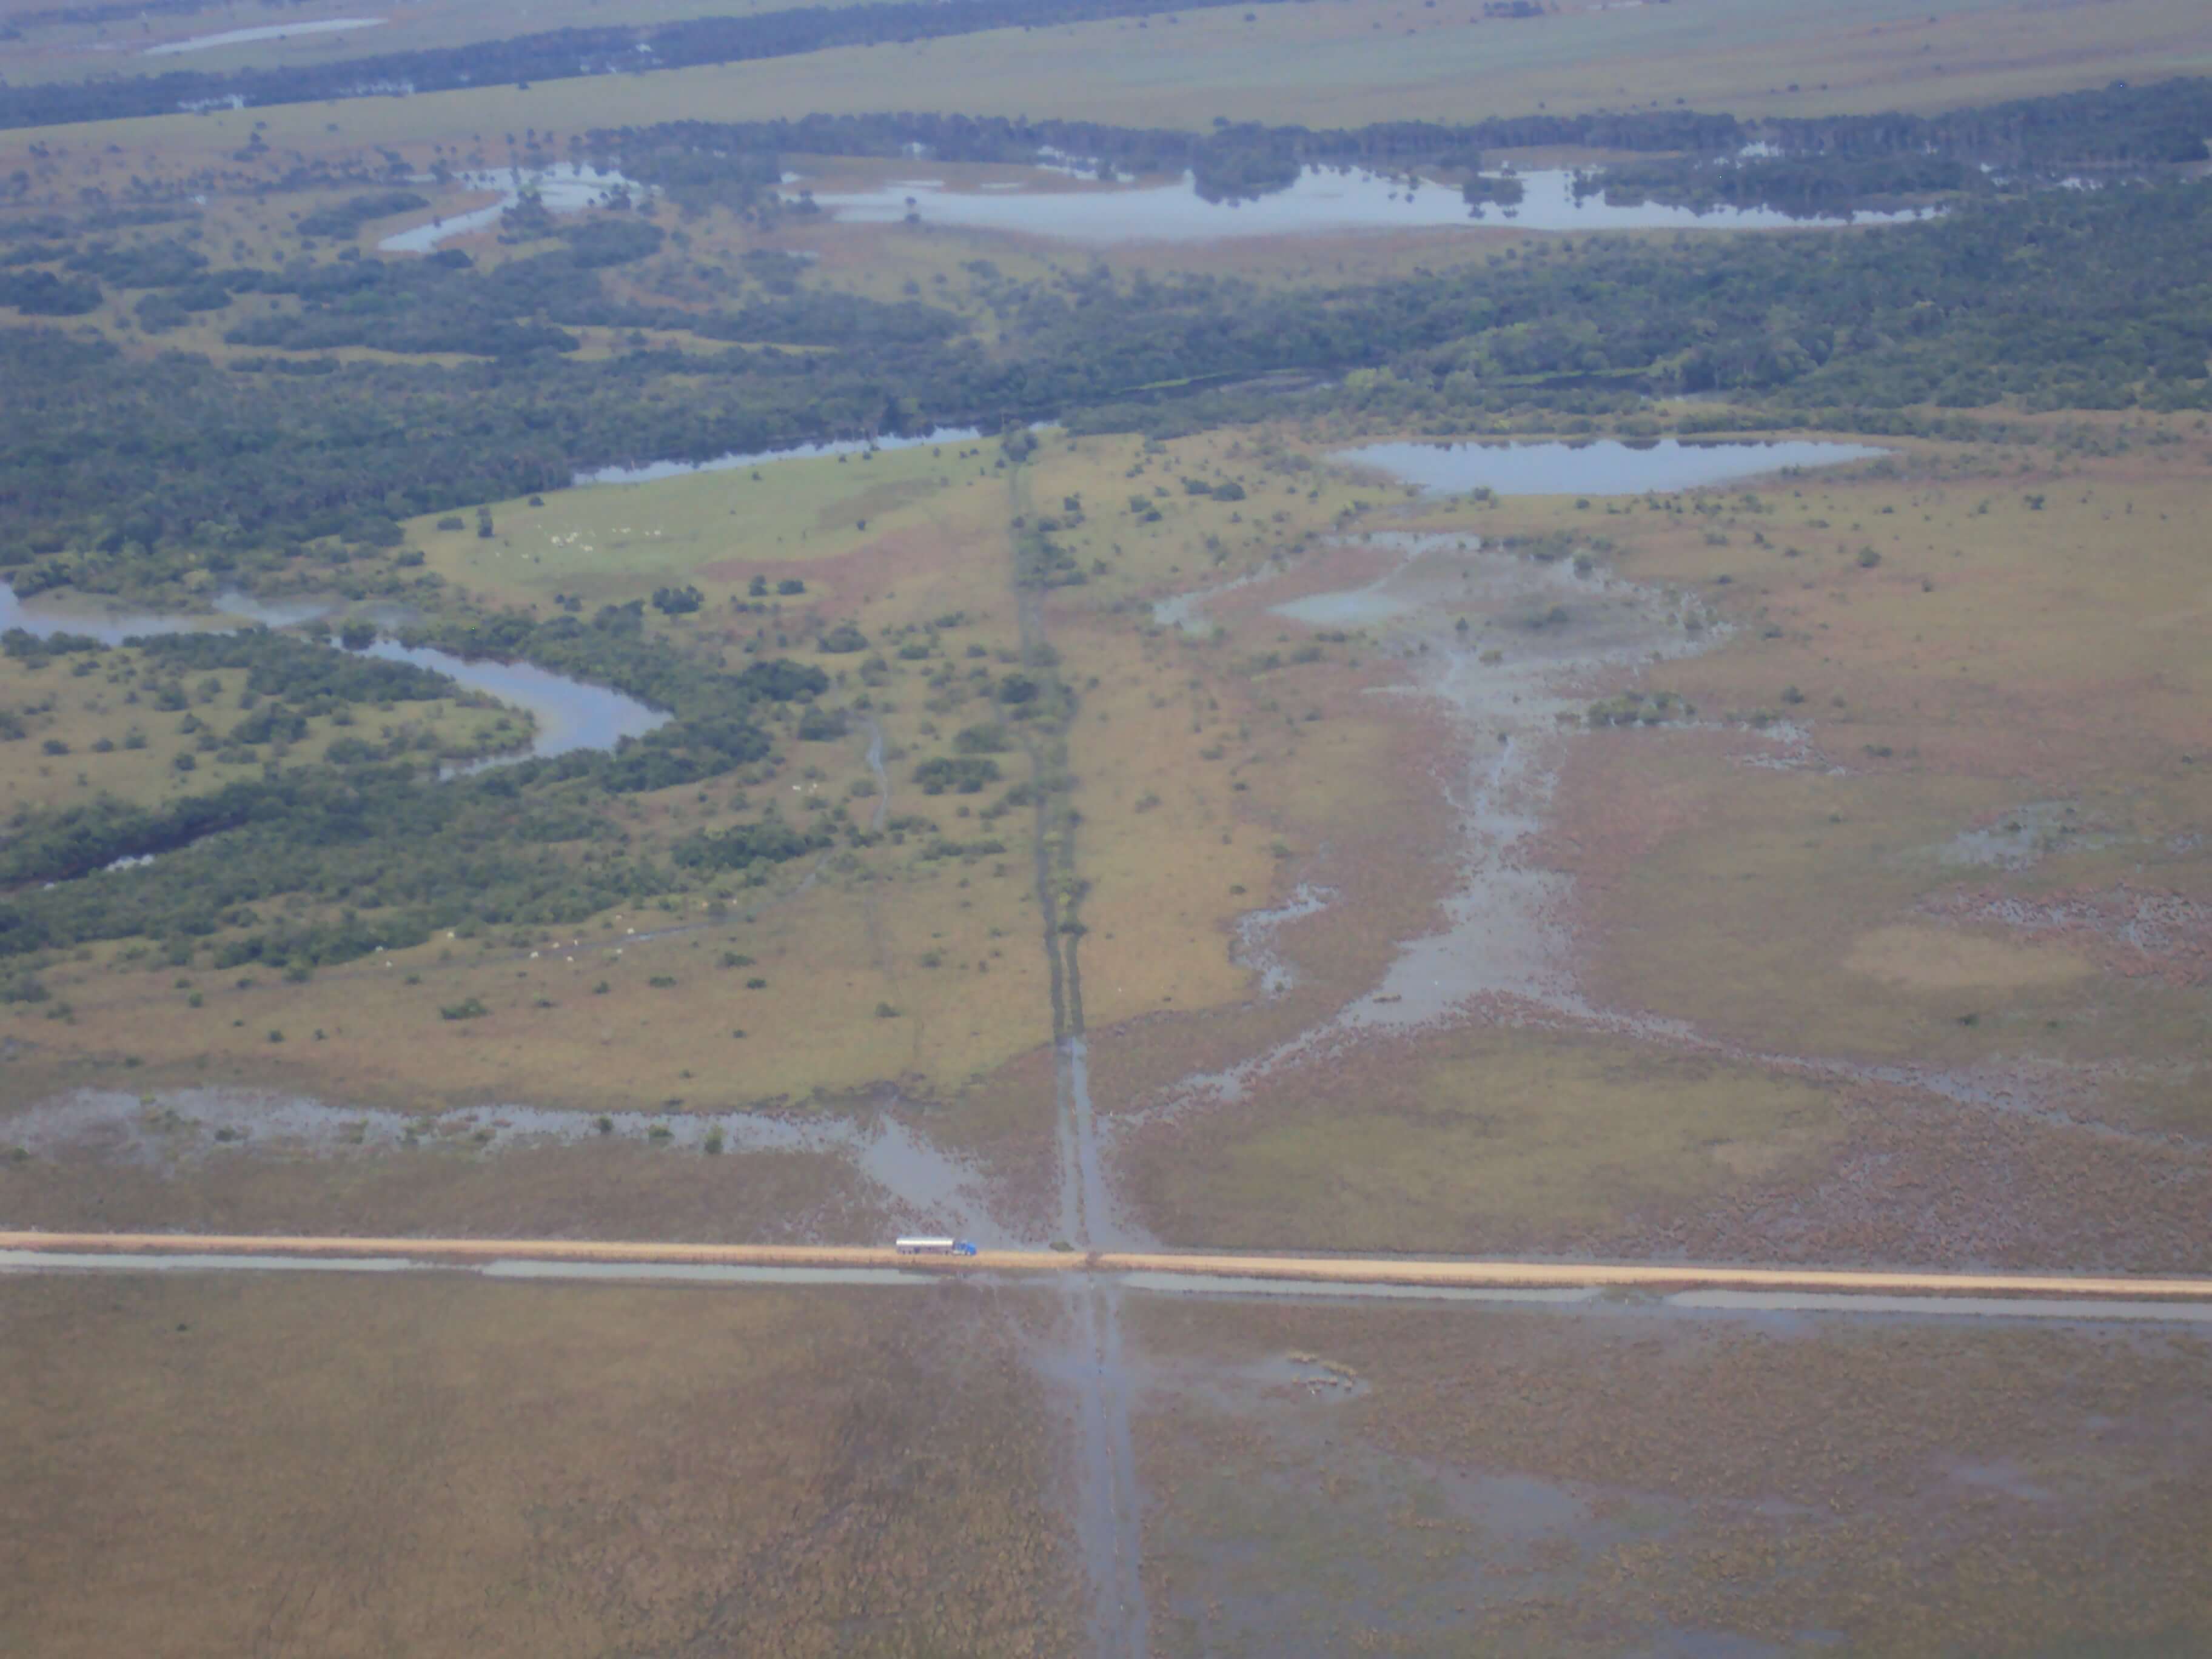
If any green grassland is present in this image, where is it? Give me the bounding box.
[12,0,2201,159]
[1129,1026,1845,1252]
[415,435,1005,609]
[5,0,877,84]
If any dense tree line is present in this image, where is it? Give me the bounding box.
[0,762,672,964]
[3,176,2208,594]
[136,627,474,708]
[1758,76,2212,172]
[16,220,962,357]
[592,80,2212,214]
[1576,79,2212,213]
[592,110,1723,207]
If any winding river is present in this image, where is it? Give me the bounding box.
[0,586,665,762]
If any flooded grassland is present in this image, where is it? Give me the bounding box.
[8,419,2207,1279]
[1086,420,2212,1273]
[1127,1292,2212,1658]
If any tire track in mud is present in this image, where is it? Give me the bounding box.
[1010,474,1150,1659]
[855,716,927,1072]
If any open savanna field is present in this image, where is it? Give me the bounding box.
[6,5,2212,1646]
[0,1269,1082,1658]
[8,411,2212,1273]
[1110,415,2212,1272]
[9,0,2204,147]
[0,0,877,82]
[0,636,528,816]
[0,424,1372,1124]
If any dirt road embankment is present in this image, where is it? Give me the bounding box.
[0,1231,1072,1275]
[6,1231,2212,1302]
[1090,1252,2212,1301]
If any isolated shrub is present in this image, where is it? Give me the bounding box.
[796,704,848,741]
[0,973,49,1004]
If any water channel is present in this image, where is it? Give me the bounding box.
[1333,437,1889,496]
[0,584,664,762]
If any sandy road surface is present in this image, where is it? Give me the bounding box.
[1105,1252,2212,1299]
[5,1232,2211,1301]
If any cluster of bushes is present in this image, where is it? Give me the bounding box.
[0,269,101,316]
[295,192,432,240]
[913,756,1001,795]
[671,816,828,873]
[1584,691,1694,727]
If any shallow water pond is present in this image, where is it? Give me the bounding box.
[1334,437,1889,497]
[800,165,1931,244]
[378,165,648,254]
[1267,588,1417,629]
[575,424,986,488]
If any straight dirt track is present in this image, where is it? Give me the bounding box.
[5,1232,2212,1301]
